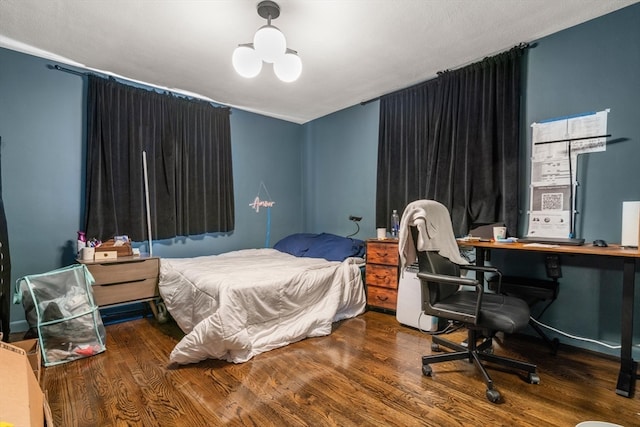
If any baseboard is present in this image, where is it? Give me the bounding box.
[10,319,29,333]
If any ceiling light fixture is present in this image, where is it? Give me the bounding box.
[232,1,302,83]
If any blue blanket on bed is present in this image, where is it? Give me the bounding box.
[273,233,365,262]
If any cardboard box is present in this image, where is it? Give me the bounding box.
[0,340,53,426]
[11,338,42,383]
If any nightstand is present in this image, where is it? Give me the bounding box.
[365,239,399,311]
[78,256,160,308]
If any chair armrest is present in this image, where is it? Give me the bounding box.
[460,265,503,293]
[462,265,500,275]
[417,271,479,288]
[417,271,484,321]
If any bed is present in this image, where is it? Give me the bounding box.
[158,233,366,365]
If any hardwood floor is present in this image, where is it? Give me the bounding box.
[36,310,638,426]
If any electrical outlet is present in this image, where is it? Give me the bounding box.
[349,215,362,222]
[545,254,562,279]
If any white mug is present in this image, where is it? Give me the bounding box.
[81,246,95,261]
[493,226,507,240]
[376,228,387,239]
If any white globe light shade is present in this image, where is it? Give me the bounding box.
[273,52,302,82]
[253,25,286,63]
[232,46,262,78]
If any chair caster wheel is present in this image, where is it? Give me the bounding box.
[528,372,541,384]
[431,343,440,352]
[486,388,501,403]
[422,364,433,376]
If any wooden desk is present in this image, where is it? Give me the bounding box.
[458,239,640,398]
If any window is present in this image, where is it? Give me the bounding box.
[85,75,234,241]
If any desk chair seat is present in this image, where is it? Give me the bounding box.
[417,249,540,403]
[434,291,530,333]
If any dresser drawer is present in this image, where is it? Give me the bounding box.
[367,242,399,265]
[91,277,158,306]
[87,258,159,285]
[367,286,398,311]
[366,264,398,289]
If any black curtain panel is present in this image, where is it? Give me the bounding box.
[85,75,234,242]
[376,46,525,237]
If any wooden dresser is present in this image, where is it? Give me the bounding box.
[365,239,399,311]
[79,256,160,307]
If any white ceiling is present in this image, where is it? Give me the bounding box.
[1,0,638,124]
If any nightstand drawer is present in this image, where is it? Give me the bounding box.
[80,256,160,308]
[88,258,159,285]
[367,242,399,265]
[366,264,398,289]
[367,286,397,311]
[91,277,158,306]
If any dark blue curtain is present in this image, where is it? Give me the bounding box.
[85,76,234,242]
[0,137,11,340]
[376,46,525,237]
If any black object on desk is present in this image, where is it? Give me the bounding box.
[518,236,586,246]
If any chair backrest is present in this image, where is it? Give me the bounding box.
[410,226,461,314]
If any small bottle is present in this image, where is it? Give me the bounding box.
[77,231,86,256]
[390,210,400,237]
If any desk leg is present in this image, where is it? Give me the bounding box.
[475,247,486,270]
[616,258,637,397]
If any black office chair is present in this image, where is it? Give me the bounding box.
[414,229,540,403]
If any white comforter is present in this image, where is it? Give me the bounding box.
[159,249,366,364]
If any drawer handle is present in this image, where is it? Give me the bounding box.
[97,259,148,267]
[376,295,389,301]
[98,278,147,287]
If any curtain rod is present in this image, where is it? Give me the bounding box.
[360,42,532,106]
[49,64,86,76]
[360,97,379,106]
[49,63,230,110]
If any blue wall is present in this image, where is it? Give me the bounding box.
[1,3,639,359]
[501,4,640,357]
[302,102,380,237]
[523,5,640,241]
[1,50,87,330]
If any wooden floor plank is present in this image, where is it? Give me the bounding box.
[33,310,640,427]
